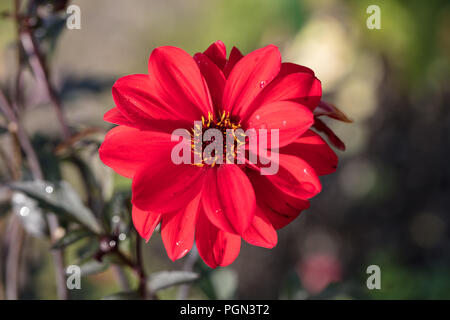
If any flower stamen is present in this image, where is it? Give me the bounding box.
[191,111,244,167]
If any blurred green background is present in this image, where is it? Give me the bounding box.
[0,0,449,299]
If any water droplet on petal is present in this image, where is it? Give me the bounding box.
[259,80,266,88]
[255,115,260,120]
[282,120,287,126]
[215,209,222,214]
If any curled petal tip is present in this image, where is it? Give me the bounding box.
[315,101,353,123]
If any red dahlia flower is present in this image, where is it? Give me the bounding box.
[99,41,346,268]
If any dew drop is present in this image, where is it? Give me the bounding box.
[19,206,30,217]
[109,240,117,248]
[215,209,222,214]
[255,115,260,120]
[118,233,126,241]
[45,186,54,194]
[112,215,121,224]
[282,120,287,126]
[259,80,266,88]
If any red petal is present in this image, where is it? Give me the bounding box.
[262,153,322,200]
[244,100,314,148]
[248,171,310,229]
[132,160,206,214]
[98,126,174,178]
[194,53,226,110]
[260,199,307,230]
[148,46,213,118]
[313,118,346,151]
[223,46,244,78]
[222,45,281,117]
[278,62,315,77]
[203,40,227,70]
[243,72,322,120]
[314,101,352,122]
[202,165,255,235]
[132,206,161,242]
[280,130,338,176]
[161,193,201,261]
[242,206,278,248]
[196,209,241,268]
[112,74,194,131]
[103,107,134,127]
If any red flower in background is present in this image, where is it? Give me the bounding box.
[99,41,348,268]
[298,253,342,294]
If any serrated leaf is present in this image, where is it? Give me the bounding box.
[51,229,92,249]
[79,260,109,277]
[9,180,102,234]
[147,271,199,293]
[102,291,141,300]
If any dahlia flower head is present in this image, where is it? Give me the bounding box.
[99,41,349,268]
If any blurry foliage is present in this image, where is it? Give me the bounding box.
[0,0,449,300]
[351,0,450,85]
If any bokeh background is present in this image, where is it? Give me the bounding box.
[0,0,449,299]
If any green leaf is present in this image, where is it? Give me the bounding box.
[76,241,100,264]
[9,180,102,234]
[11,192,48,237]
[38,16,67,56]
[147,271,199,293]
[102,291,141,300]
[79,260,109,277]
[210,269,238,300]
[51,229,93,249]
[101,253,128,266]
[103,191,130,234]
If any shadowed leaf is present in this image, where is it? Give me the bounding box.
[11,192,48,237]
[147,271,199,293]
[9,180,102,233]
[51,229,93,249]
[80,260,109,277]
